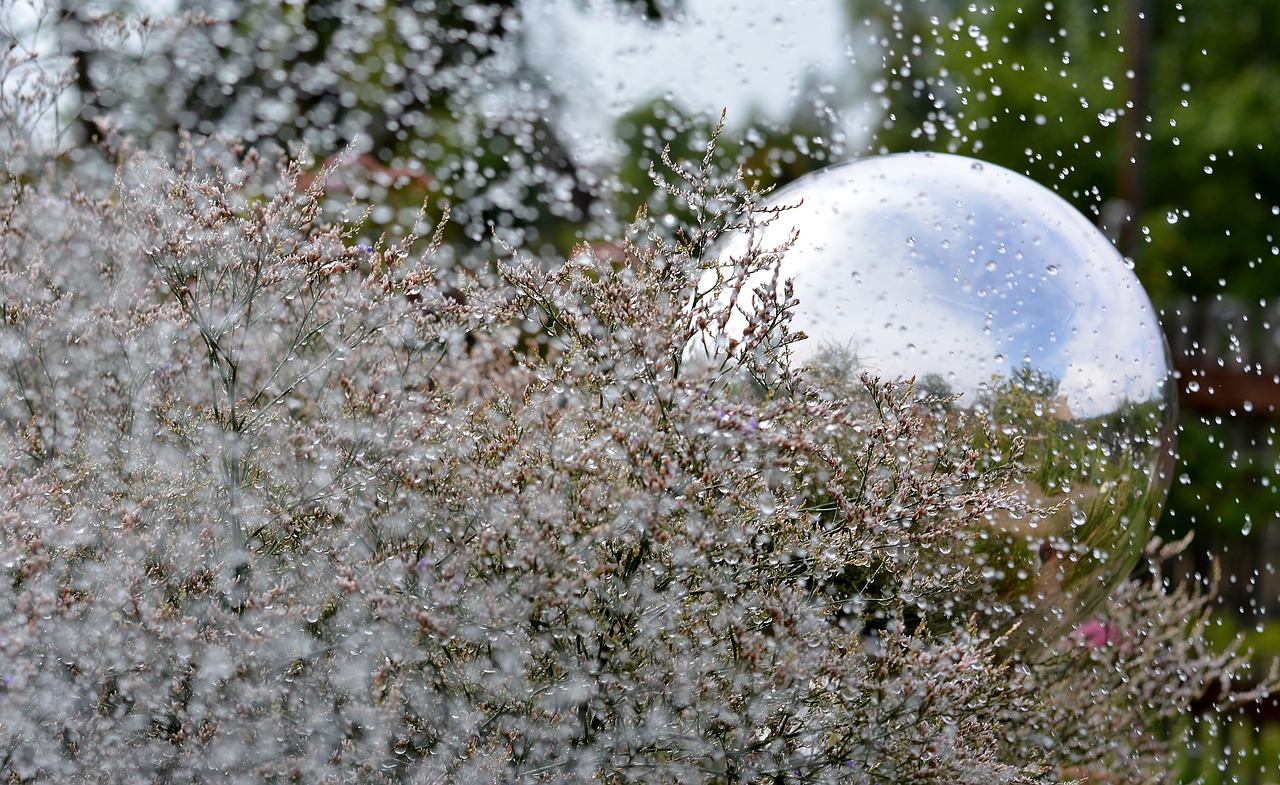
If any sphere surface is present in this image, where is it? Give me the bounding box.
[711,153,1177,645]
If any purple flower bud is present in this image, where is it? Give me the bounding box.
[1073,619,1121,648]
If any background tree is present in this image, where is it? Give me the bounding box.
[52,0,677,258]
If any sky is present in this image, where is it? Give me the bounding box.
[522,0,862,165]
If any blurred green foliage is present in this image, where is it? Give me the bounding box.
[64,0,676,258]
[852,0,1280,302]
[610,96,842,237]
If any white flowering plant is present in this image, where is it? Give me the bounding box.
[0,47,1272,785]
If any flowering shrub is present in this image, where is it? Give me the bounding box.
[0,115,1270,784]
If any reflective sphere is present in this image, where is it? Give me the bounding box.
[707,153,1177,647]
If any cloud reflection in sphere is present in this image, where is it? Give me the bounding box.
[708,153,1178,649]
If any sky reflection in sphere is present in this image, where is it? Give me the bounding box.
[714,152,1178,646]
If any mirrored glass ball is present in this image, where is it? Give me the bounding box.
[706,153,1177,647]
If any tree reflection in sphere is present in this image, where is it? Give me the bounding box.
[704,152,1178,650]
